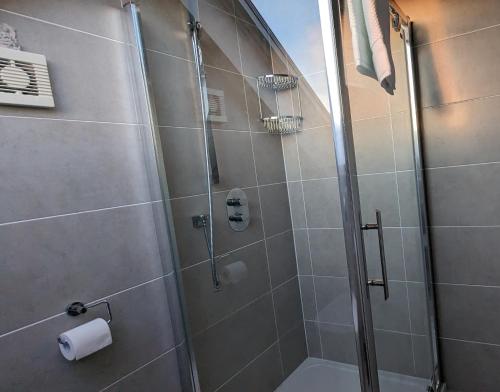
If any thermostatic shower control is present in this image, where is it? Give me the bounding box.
[226,188,250,232]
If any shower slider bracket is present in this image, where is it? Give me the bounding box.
[64,300,113,324]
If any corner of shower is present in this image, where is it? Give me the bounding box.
[121,0,444,391]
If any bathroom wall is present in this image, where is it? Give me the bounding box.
[280,0,433,379]
[397,1,500,391]
[138,0,307,391]
[0,1,190,390]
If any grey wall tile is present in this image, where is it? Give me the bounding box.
[245,77,277,133]
[374,330,414,376]
[252,132,286,185]
[171,188,263,268]
[358,173,400,227]
[408,282,430,335]
[299,276,317,321]
[0,204,164,335]
[148,50,202,128]
[236,19,272,78]
[293,229,312,275]
[412,334,434,379]
[279,323,307,377]
[206,67,249,131]
[299,72,332,129]
[267,230,298,287]
[436,284,500,345]
[213,130,257,191]
[282,135,301,181]
[297,126,337,180]
[440,337,500,392]
[203,0,234,14]
[303,178,343,228]
[192,294,277,392]
[182,241,270,334]
[217,344,283,392]
[199,0,241,73]
[304,321,323,358]
[432,227,500,286]
[0,0,128,42]
[273,277,304,337]
[141,0,195,60]
[370,281,411,333]
[260,183,292,237]
[345,63,389,121]
[287,182,307,229]
[364,228,405,281]
[403,227,425,283]
[314,277,353,325]
[427,163,500,226]
[398,0,500,45]
[422,96,500,168]
[352,116,395,175]
[389,51,410,114]
[104,348,183,392]
[0,11,136,123]
[392,111,414,172]
[309,229,348,277]
[319,322,357,364]
[418,26,500,107]
[397,171,420,227]
[161,127,207,198]
[0,278,176,391]
[0,118,151,223]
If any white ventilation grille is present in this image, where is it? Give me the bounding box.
[207,88,227,123]
[0,47,54,108]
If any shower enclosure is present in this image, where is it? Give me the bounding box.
[122,0,443,391]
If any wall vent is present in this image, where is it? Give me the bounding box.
[0,47,54,108]
[207,88,227,123]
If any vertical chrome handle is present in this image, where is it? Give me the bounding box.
[362,209,389,300]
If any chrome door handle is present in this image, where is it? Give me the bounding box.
[362,210,389,300]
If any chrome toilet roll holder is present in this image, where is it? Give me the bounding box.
[64,300,113,324]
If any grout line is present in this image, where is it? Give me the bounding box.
[180,227,293,272]
[425,160,500,171]
[434,282,500,289]
[212,341,280,392]
[431,224,500,228]
[307,319,426,338]
[236,14,285,378]
[422,91,500,111]
[0,273,172,340]
[439,336,500,348]
[0,8,127,44]
[0,200,161,228]
[146,47,194,64]
[387,95,418,375]
[99,344,180,391]
[415,22,500,49]
[0,114,143,127]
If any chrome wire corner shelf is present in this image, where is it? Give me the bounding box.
[262,115,303,135]
[257,73,303,135]
[258,74,298,90]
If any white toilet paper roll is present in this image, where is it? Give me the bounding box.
[58,318,112,361]
[220,260,248,285]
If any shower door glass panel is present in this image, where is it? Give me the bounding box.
[340,4,435,389]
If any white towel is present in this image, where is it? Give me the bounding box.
[347,0,395,95]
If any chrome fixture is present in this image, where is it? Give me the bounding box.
[258,73,297,90]
[192,214,221,290]
[257,72,303,134]
[63,300,113,324]
[190,19,220,291]
[226,188,250,232]
[362,210,389,300]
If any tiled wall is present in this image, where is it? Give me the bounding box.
[397,1,500,391]
[282,0,433,380]
[0,1,189,391]
[139,0,307,391]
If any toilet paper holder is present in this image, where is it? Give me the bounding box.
[64,300,113,324]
